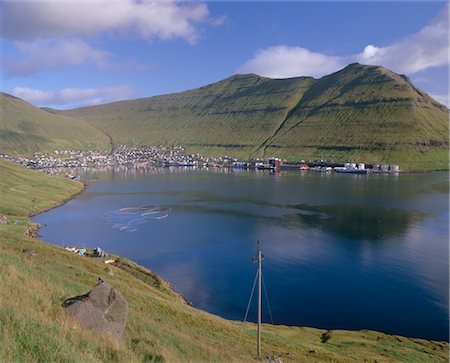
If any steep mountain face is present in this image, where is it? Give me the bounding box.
[64,74,315,158]
[0,92,110,155]
[263,64,449,170]
[2,63,448,169]
[63,63,448,170]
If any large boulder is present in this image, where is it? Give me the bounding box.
[63,279,128,343]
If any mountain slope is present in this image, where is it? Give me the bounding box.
[0,92,110,155]
[64,74,315,158]
[2,64,448,170]
[1,159,448,362]
[264,64,449,170]
[63,64,448,170]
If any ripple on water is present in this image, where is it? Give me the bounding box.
[104,206,170,232]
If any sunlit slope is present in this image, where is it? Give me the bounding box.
[0,93,110,155]
[65,74,314,157]
[1,159,448,362]
[264,64,449,170]
[64,64,449,170]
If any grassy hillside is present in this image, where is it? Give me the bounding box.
[64,74,315,158]
[0,159,448,362]
[264,64,449,170]
[64,64,449,170]
[0,93,110,155]
[2,64,447,170]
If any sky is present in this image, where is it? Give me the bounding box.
[1,0,448,109]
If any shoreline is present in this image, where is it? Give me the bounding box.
[28,177,194,307]
[29,180,86,218]
[28,171,449,344]
[27,163,450,176]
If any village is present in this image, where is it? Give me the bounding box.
[0,144,400,175]
[0,145,223,169]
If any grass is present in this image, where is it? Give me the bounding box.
[0,92,110,156]
[0,160,448,362]
[0,159,84,216]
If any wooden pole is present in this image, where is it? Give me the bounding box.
[257,249,262,357]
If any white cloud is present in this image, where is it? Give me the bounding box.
[238,46,345,79]
[11,85,133,108]
[2,0,214,76]
[239,4,449,78]
[355,5,449,74]
[1,0,210,44]
[210,15,228,26]
[4,39,112,76]
[11,88,54,105]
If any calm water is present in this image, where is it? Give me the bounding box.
[34,168,449,341]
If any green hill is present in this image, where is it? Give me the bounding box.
[64,74,315,158]
[262,64,449,170]
[1,63,448,170]
[63,63,448,170]
[0,92,110,155]
[1,159,448,362]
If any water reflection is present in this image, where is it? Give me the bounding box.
[285,204,422,241]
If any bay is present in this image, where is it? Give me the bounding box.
[33,168,449,341]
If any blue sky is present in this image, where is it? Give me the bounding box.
[1,1,448,109]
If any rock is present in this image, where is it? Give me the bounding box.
[0,215,7,224]
[22,248,37,256]
[266,355,284,363]
[62,279,128,343]
[94,247,106,258]
[25,222,40,238]
[321,330,331,343]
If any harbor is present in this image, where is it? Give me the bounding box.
[0,145,401,176]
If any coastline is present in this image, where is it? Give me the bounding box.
[28,176,193,306]
[29,167,449,343]
[2,160,448,362]
[29,180,86,218]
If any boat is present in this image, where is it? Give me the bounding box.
[257,164,276,171]
[299,163,309,170]
[311,166,332,172]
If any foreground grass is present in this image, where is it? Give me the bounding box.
[0,160,448,362]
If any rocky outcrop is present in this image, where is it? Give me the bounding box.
[24,222,40,238]
[22,248,37,256]
[63,279,128,343]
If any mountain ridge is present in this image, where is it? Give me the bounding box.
[63,63,446,111]
[64,63,448,170]
[1,63,448,170]
[261,63,448,166]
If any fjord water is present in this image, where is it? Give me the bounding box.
[34,168,449,341]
